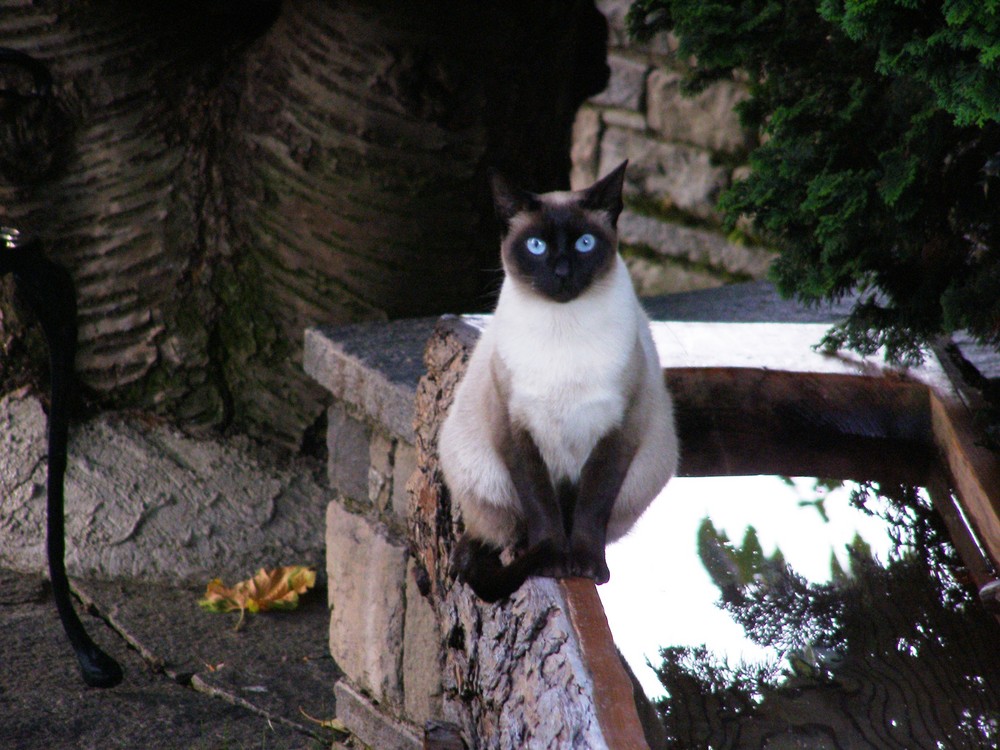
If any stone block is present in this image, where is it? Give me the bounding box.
[599,127,728,219]
[596,0,631,46]
[403,559,443,724]
[624,255,727,296]
[334,680,421,750]
[646,68,751,153]
[327,403,371,503]
[327,500,408,706]
[601,108,647,132]
[304,321,438,445]
[392,442,418,520]
[618,209,776,279]
[596,0,677,54]
[570,106,601,190]
[589,52,648,110]
[369,430,395,511]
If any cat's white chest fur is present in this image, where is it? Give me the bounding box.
[494,258,639,481]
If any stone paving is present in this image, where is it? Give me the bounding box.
[0,569,344,750]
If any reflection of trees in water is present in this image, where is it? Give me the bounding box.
[653,482,1000,749]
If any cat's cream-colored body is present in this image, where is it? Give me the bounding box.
[439,254,678,548]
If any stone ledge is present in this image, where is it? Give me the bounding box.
[335,680,422,750]
[304,318,438,444]
[619,209,775,279]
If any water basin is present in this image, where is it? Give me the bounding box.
[601,476,1000,748]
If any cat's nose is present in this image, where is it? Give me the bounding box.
[553,257,570,278]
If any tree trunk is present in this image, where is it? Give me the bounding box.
[0,0,608,449]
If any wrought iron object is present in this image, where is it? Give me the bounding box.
[1,227,123,688]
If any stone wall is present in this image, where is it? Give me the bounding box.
[303,320,437,748]
[572,0,775,295]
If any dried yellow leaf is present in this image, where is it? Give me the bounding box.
[198,566,316,616]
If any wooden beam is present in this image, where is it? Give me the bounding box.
[561,578,652,750]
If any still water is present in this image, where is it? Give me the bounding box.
[600,476,1000,748]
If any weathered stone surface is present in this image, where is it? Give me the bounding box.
[0,577,322,750]
[599,127,728,218]
[72,577,340,743]
[646,69,751,153]
[0,389,47,568]
[590,52,648,110]
[326,499,407,706]
[327,403,371,503]
[304,320,437,445]
[403,559,444,725]
[570,106,602,191]
[642,279,858,324]
[392,441,418,521]
[597,0,634,47]
[596,0,676,55]
[439,578,611,749]
[618,209,776,278]
[369,430,395,511]
[334,680,422,750]
[601,107,648,132]
[625,255,726,296]
[0,390,329,583]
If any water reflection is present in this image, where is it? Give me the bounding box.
[600,477,1000,749]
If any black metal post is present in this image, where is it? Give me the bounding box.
[1,227,123,688]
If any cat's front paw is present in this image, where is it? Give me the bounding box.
[568,545,610,584]
[524,538,571,579]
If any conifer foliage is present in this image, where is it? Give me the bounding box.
[629,0,1000,363]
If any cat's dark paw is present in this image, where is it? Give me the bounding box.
[568,546,610,584]
[523,538,570,579]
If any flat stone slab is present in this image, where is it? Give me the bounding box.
[334,680,422,750]
[0,569,342,750]
[303,317,438,444]
[642,279,856,323]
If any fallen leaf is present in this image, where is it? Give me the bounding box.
[199,566,316,619]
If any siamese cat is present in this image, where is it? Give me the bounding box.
[438,161,678,602]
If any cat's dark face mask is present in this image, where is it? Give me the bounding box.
[490,160,628,303]
[504,207,617,303]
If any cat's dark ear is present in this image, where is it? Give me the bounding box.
[579,160,628,227]
[489,168,540,232]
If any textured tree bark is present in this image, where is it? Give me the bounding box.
[407,318,602,748]
[408,317,658,750]
[0,0,608,449]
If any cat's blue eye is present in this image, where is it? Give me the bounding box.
[525,237,547,256]
[575,233,596,253]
